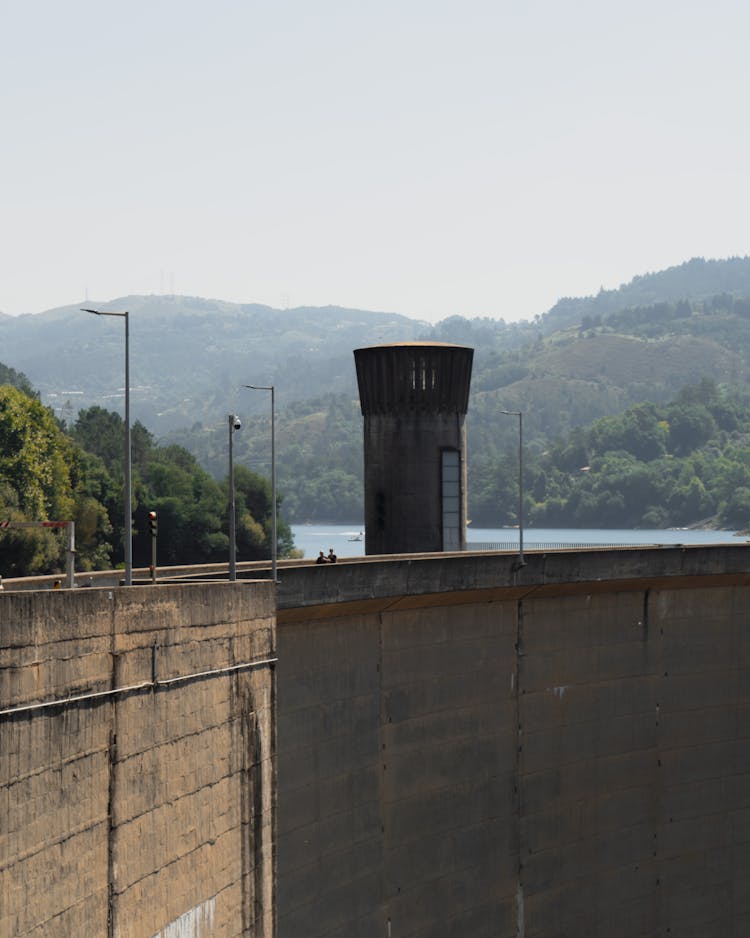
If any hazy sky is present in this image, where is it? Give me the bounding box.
[2,1,749,323]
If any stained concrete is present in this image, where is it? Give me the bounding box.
[4,545,750,937]
[0,583,276,938]
[275,545,750,937]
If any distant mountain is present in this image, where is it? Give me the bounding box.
[542,256,750,332]
[0,295,424,433]
[4,258,750,437]
[5,257,750,523]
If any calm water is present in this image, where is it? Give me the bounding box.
[291,524,744,559]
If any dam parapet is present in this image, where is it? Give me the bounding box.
[4,544,750,936]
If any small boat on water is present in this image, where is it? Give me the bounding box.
[348,532,364,541]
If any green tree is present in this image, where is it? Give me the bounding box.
[0,386,112,574]
[666,404,717,456]
[668,476,714,523]
[0,362,36,397]
[71,406,127,470]
[232,465,294,559]
[133,446,225,566]
[721,486,750,529]
[0,386,75,520]
[588,404,667,462]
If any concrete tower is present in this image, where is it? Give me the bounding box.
[354,342,474,555]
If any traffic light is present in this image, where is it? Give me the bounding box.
[148,511,157,537]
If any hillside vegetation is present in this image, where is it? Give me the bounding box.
[164,262,750,525]
[0,370,292,577]
[0,296,422,433]
[477,378,750,530]
[4,256,750,530]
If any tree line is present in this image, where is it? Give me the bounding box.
[471,379,750,530]
[0,379,292,579]
[167,377,750,534]
[4,368,750,579]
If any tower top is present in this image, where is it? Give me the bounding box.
[354,343,473,416]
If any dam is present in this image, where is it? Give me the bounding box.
[3,542,750,936]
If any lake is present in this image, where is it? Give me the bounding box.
[290,524,744,559]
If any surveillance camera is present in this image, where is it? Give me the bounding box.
[233,416,241,431]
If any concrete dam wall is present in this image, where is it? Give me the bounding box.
[0,583,276,938]
[3,545,750,937]
[275,545,750,937]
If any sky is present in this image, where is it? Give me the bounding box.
[2,0,750,324]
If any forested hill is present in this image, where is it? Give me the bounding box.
[166,260,750,525]
[0,295,424,433]
[0,256,749,435]
[5,256,750,525]
[542,256,750,333]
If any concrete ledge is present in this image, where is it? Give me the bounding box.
[277,544,750,620]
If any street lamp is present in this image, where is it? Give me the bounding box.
[242,385,277,582]
[81,308,132,585]
[228,414,241,581]
[499,410,525,567]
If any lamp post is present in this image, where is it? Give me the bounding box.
[81,308,132,585]
[228,414,241,581]
[242,385,277,582]
[499,410,524,567]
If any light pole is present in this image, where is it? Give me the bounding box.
[500,410,524,567]
[228,414,241,581]
[82,308,132,585]
[242,385,277,582]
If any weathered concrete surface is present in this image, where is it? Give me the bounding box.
[0,582,276,938]
[277,544,750,614]
[275,545,750,937]
[4,544,750,937]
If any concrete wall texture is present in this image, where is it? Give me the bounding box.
[0,583,276,938]
[4,545,750,937]
[275,546,750,937]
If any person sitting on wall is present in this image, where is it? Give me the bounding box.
[327,548,337,563]
[316,551,328,564]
